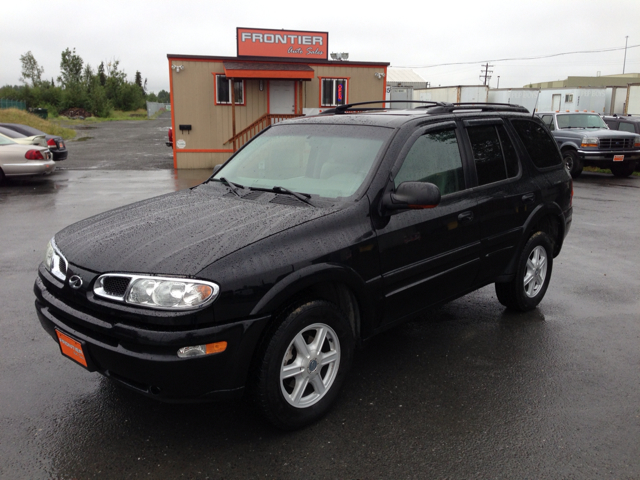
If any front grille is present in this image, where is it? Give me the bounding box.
[102,276,131,297]
[600,138,634,149]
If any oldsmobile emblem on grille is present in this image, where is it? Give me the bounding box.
[68,275,83,289]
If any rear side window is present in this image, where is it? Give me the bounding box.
[511,119,563,169]
[394,128,465,195]
[467,124,519,186]
[619,122,636,133]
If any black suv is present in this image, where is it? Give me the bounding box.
[602,114,640,135]
[35,102,572,429]
[537,111,640,178]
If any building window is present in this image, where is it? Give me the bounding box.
[321,78,348,107]
[565,94,573,103]
[216,75,244,105]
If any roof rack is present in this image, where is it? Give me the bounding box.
[321,100,529,115]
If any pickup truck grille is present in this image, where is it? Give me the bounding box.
[600,138,635,149]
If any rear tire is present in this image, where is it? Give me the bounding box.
[253,300,354,430]
[563,150,583,178]
[610,162,635,178]
[495,232,553,312]
[0,168,5,185]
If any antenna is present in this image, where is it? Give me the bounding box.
[532,90,540,118]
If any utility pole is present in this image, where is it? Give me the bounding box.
[480,63,494,86]
[623,36,629,74]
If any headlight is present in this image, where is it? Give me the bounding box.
[634,136,640,148]
[94,274,219,310]
[44,238,68,281]
[581,137,599,148]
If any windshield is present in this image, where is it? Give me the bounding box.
[213,124,392,200]
[557,114,607,129]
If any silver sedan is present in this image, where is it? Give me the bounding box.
[0,135,55,184]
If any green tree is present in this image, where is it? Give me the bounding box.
[157,89,170,103]
[97,62,106,87]
[20,51,44,87]
[58,48,84,88]
[146,91,158,102]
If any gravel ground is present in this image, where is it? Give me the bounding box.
[59,111,174,170]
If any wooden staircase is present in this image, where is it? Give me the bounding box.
[225,113,303,151]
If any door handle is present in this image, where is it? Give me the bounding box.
[458,211,474,223]
[522,193,536,204]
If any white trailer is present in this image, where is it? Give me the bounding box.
[536,87,606,113]
[604,87,628,115]
[625,84,640,114]
[412,85,488,104]
[487,88,540,112]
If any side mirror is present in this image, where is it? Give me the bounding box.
[213,164,223,175]
[382,181,441,212]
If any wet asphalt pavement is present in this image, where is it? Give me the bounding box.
[1,116,639,479]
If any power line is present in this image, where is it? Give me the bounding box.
[394,44,640,69]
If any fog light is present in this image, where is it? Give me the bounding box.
[177,341,227,358]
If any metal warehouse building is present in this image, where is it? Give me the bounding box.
[167,27,389,169]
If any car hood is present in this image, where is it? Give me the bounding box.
[559,128,634,137]
[54,184,339,276]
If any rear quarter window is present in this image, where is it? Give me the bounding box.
[511,119,562,169]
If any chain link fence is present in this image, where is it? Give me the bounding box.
[1,98,27,110]
[146,101,171,118]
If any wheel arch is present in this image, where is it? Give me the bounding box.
[497,203,566,280]
[250,263,373,343]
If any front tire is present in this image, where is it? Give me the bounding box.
[495,232,553,312]
[610,162,635,178]
[563,150,583,178]
[253,300,354,430]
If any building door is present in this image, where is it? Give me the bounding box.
[552,94,561,111]
[270,81,295,114]
[390,87,412,109]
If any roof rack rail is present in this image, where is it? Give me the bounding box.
[419,102,529,114]
[321,100,529,115]
[321,100,451,115]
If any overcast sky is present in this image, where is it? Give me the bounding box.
[2,0,639,94]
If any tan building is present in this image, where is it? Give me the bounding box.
[526,73,640,89]
[167,28,389,169]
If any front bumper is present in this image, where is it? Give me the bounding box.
[34,275,271,401]
[577,149,640,162]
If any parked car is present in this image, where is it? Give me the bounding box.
[0,126,47,147]
[0,135,55,184]
[537,111,640,178]
[602,114,640,134]
[166,127,173,147]
[35,102,572,429]
[0,123,68,161]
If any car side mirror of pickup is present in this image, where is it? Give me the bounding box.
[382,181,441,212]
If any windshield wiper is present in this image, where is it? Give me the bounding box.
[271,186,315,207]
[218,177,244,197]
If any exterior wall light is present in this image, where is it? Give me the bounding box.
[172,64,185,73]
[374,72,385,79]
[330,52,349,61]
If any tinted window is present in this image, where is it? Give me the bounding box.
[467,125,518,186]
[511,119,563,169]
[394,129,464,195]
[619,122,636,133]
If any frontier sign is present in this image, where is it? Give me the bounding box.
[237,28,329,60]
